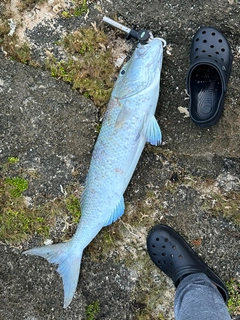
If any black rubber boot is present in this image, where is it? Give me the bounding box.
[147,224,229,303]
[186,26,232,127]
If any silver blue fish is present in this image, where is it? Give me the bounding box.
[23,37,165,308]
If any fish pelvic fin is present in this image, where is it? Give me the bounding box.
[103,196,125,227]
[144,115,162,146]
[23,241,83,308]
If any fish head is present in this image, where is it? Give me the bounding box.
[112,38,164,99]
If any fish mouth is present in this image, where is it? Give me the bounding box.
[137,38,163,61]
[112,39,163,99]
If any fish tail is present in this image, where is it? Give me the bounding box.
[23,241,83,308]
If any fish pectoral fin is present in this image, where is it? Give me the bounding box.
[115,107,132,128]
[103,196,125,226]
[143,115,162,146]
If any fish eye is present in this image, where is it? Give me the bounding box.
[120,69,125,75]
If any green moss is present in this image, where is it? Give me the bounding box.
[73,0,88,16]
[0,29,32,64]
[0,3,12,45]
[1,5,118,108]
[7,157,19,164]
[11,41,31,64]
[0,207,50,241]
[1,157,20,172]
[62,11,71,18]
[0,19,10,40]
[85,300,100,320]
[5,177,28,197]
[0,158,82,243]
[46,26,117,109]
[61,27,108,54]
[0,167,50,242]
[61,0,88,18]
[95,123,102,133]
[65,195,81,223]
[226,278,240,315]
[0,2,33,64]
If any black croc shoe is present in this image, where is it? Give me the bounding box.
[147,224,229,303]
[186,26,232,127]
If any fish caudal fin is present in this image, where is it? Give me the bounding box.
[23,241,83,308]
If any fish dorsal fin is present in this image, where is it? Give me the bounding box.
[143,115,162,146]
[103,196,125,227]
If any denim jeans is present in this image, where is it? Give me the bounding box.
[174,272,231,320]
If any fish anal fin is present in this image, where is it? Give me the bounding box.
[104,196,125,226]
[144,115,162,146]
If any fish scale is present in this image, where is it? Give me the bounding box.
[23,37,165,308]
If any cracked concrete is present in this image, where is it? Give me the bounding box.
[0,0,240,319]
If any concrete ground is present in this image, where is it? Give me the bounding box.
[0,0,240,319]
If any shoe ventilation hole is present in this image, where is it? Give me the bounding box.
[202,50,206,53]
[219,39,223,43]
[179,255,183,259]
[216,51,219,54]
[195,48,199,51]
[158,260,161,264]
[208,55,212,57]
[172,246,176,250]
[162,253,166,256]
[164,238,169,242]
[215,60,218,63]
[212,32,216,36]
[162,245,166,249]
[170,254,173,258]
[221,48,225,52]
[195,56,199,59]
[210,45,214,48]
[203,39,207,43]
[152,244,155,248]
[202,31,206,34]
[196,38,199,42]
[153,253,156,256]
[156,238,159,241]
[221,58,224,61]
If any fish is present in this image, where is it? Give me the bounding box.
[23,37,165,308]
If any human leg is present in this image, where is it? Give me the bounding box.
[174,272,231,320]
[147,225,230,320]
